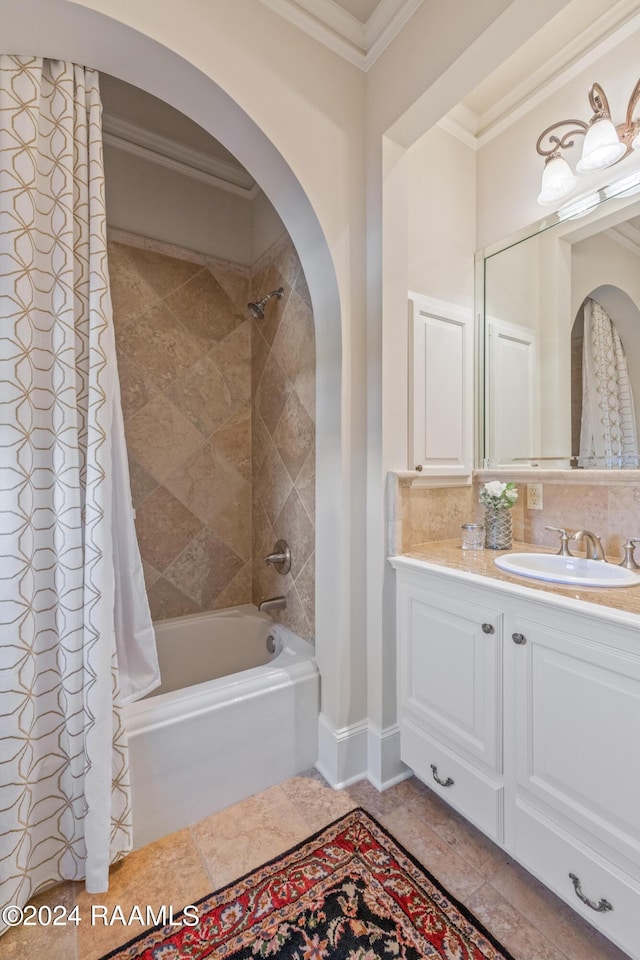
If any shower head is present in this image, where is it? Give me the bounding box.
[247,287,284,319]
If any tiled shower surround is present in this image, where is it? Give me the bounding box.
[109,232,315,638]
[392,470,640,559]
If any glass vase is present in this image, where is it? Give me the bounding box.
[484,506,512,550]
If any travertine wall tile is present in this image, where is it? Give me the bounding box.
[110,233,315,634]
[395,471,640,562]
[110,239,253,621]
[250,241,315,639]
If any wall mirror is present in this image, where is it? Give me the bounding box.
[478,179,640,470]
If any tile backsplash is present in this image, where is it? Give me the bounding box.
[391,469,640,560]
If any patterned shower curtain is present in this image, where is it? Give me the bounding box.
[0,56,159,929]
[579,298,639,468]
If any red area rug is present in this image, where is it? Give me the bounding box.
[102,808,514,960]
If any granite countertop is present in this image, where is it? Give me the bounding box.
[398,540,640,618]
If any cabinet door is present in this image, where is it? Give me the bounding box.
[512,616,640,868]
[408,295,473,479]
[397,580,502,771]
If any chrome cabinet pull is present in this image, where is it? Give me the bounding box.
[512,632,527,645]
[482,623,495,634]
[430,763,454,788]
[569,873,613,913]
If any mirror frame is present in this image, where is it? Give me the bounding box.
[475,175,640,471]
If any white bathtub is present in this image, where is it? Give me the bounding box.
[124,604,319,849]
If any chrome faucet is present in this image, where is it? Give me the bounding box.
[573,530,606,561]
[258,596,286,613]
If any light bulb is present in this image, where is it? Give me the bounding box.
[576,116,626,172]
[537,154,577,205]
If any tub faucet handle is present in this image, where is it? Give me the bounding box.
[263,539,291,575]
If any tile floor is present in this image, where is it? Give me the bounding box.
[1,771,631,960]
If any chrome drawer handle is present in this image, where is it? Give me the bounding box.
[569,873,613,913]
[482,623,495,634]
[430,764,454,788]
[512,632,527,645]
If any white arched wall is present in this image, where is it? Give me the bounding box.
[1,0,364,785]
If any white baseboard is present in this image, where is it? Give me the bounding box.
[367,722,412,791]
[315,713,368,788]
[315,715,412,791]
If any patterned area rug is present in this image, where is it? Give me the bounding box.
[101,808,514,960]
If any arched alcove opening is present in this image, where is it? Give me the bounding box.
[1,0,344,770]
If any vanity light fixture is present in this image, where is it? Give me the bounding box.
[536,79,640,205]
[556,191,601,222]
[602,168,640,199]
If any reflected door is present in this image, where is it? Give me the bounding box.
[487,317,538,463]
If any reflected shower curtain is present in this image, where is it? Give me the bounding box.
[579,298,639,468]
[0,56,160,929]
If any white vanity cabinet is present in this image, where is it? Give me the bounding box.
[391,557,640,960]
[395,572,505,842]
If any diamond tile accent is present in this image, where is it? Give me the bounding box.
[165,354,244,436]
[146,576,201,620]
[124,394,205,485]
[166,270,245,347]
[164,528,245,608]
[274,390,315,483]
[255,352,292,435]
[111,234,315,630]
[134,486,204,572]
[116,301,203,390]
[275,488,315,580]
[165,438,252,561]
[124,245,202,299]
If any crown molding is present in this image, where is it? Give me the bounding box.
[364,0,424,67]
[438,0,640,149]
[606,222,640,258]
[257,0,424,70]
[437,106,480,151]
[102,114,259,200]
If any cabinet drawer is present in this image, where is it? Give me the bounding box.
[402,719,504,843]
[515,799,640,960]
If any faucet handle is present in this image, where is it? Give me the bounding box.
[620,538,640,570]
[263,539,291,574]
[545,526,573,557]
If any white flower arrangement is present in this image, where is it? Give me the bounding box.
[479,480,518,510]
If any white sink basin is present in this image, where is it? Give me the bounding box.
[494,552,640,587]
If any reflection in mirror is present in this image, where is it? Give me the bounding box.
[572,292,640,467]
[482,189,640,469]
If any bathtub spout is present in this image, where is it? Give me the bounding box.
[259,596,286,613]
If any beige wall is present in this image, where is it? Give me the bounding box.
[407,122,476,308]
